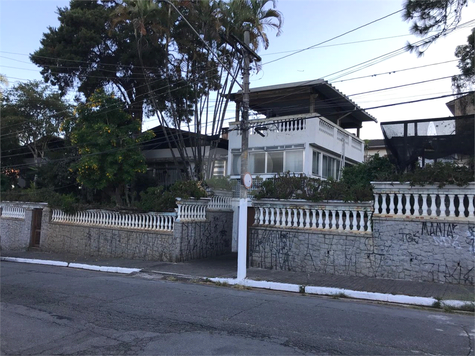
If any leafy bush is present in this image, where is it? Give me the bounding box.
[136,180,207,212]
[1,187,79,214]
[204,177,237,192]
[254,155,473,202]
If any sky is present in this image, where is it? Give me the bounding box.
[1,0,474,139]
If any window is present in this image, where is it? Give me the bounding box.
[322,155,340,179]
[250,152,266,173]
[232,154,241,175]
[267,152,283,173]
[312,151,320,175]
[285,150,303,172]
[237,150,303,175]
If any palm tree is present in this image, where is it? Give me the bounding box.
[221,0,283,51]
[0,74,8,99]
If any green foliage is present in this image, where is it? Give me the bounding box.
[204,177,237,192]
[452,27,474,92]
[136,180,207,212]
[70,90,154,205]
[404,161,474,188]
[254,155,473,202]
[1,188,78,214]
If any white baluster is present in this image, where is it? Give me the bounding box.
[317,209,323,228]
[389,193,395,215]
[270,208,275,226]
[299,209,304,228]
[306,209,311,228]
[337,210,344,231]
[292,208,298,227]
[330,209,337,230]
[324,209,330,229]
[311,209,317,228]
[366,210,373,232]
[275,208,281,227]
[373,193,380,214]
[404,193,411,216]
[396,193,403,216]
[351,210,358,232]
[421,194,428,216]
[359,211,365,232]
[468,194,475,218]
[264,208,269,225]
[448,194,456,217]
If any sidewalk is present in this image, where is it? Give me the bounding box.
[1,250,474,308]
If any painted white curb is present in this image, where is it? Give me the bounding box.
[305,286,436,306]
[1,257,68,267]
[68,263,140,274]
[1,257,140,274]
[210,277,301,293]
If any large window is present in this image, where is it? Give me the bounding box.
[233,150,303,175]
[312,151,320,175]
[322,155,340,179]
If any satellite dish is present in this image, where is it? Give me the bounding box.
[427,121,437,136]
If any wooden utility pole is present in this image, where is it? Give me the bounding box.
[237,28,260,281]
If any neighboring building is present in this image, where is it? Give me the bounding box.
[381,114,474,171]
[445,92,475,116]
[141,125,228,186]
[364,139,388,161]
[227,79,377,181]
[381,94,474,171]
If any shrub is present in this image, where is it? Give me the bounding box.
[136,180,207,212]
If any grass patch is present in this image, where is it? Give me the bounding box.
[331,292,349,299]
[458,303,475,312]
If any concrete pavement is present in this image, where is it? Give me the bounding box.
[1,250,473,309]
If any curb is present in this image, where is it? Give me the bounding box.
[1,257,141,274]
[2,257,473,309]
[209,277,474,309]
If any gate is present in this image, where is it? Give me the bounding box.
[30,209,43,247]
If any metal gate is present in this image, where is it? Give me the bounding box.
[30,209,43,247]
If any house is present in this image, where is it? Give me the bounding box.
[364,139,388,161]
[381,93,474,171]
[381,114,474,171]
[227,79,377,181]
[141,125,228,186]
[446,92,475,116]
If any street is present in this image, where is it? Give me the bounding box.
[1,262,474,355]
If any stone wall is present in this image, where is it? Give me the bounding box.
[41,208,179,261]
[249,217,475,285]
[38,208,233,262]
[250,228,375,276]
[372,217,474,285]
[0,211,32,251]
[174,211,233,261]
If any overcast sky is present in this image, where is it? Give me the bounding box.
[1,0,474,139]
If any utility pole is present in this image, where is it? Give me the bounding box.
[237,28,260,281]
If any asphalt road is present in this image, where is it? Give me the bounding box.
[1,262,474,355]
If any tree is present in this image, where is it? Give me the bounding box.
[33,0,283,181]
[1,81,72,169]
[403,0,472,56]
[70,90,154,206]
[0,74,8,99]
[452,27,474,91]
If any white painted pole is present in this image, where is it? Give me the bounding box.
[237,198,248,281]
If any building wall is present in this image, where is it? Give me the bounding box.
[37,208,233,262]
[249,217,474,285]
[174,211,233,261]
[0,211,32,251]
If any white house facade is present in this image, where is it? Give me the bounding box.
[227,79,377,181]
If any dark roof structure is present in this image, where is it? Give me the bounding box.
[141,125,228,151]
[230,79,377,130]
[381,114,474,171]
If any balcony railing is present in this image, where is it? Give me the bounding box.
[372,182,475,219]
[253,200,373,233]
[51,209,176,231]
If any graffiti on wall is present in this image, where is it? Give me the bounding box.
[420,222,461,249]
[467,225,475,255]
[179,215,231,261]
